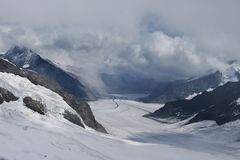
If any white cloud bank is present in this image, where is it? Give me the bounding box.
[0,0,239,89]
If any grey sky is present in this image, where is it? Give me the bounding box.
[0,0,239,89]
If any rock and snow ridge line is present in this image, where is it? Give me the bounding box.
[0,45,95,100]
[149,81,240,126]
[142,61,240,104]
[0,72,86,127]
[0,58,107,133]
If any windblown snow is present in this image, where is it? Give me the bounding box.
[221,63,240,83]
[185,88,214,100]
[236,98,240,105]
[0,72,239,160]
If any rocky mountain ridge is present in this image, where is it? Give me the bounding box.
[0,57,107,133]
[142,62,240,103]
[147,81,240,125]
[0,46,95,100]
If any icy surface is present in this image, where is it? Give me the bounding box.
[23,64,30,68]
[90,99,164,137]
[0,72,79,121]
[236,98,240,105]
[0,72,239,159]
[185,92,201,100]
[185,88,214,100]
[0,98,238,160]
[221,63,240,83]
[90,99,240,159]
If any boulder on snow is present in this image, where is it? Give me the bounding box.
[23,96,45,115]
[0,87,18,104]
[63,110,84,128]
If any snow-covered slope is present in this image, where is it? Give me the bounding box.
[0,57,106,132]
[0,46,93,100]
[0,72,83,126]
[0,73,238,159]
[1,109,236,160]
[89,99,240,160]
[0,98,239,159]
[90,99,163,137]
[221,62,240,83]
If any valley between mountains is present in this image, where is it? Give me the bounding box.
[1,1,240,159]
[0,46,240,160]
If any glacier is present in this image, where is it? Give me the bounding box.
[0,72,239,160]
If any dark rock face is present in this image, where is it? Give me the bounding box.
[63,110,84,128]
[21,70,106,133]
[141,71,222,103]
[23,70,107,133]
[1,46,91,100]
[148,81,240,125]
[63,94,107,133]
[23,97,45,115]
[0,58,107,133]
[188,100,240,125]
[0,87,18,104]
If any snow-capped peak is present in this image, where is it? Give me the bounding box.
[6,45,36,56]
[236,97,240,105]
[220,62,240,83]
[2,45,40,68]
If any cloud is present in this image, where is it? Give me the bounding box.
[0,0,239,90]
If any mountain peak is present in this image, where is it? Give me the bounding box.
[8,45,30,53]
[220,61,240,83]
[3,45,40,68]
[2,45,92,100]
[6,45,37,57]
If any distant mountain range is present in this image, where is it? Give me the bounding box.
[0,46,95,100]
[147,80,240,125]
[141,62,240,103]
